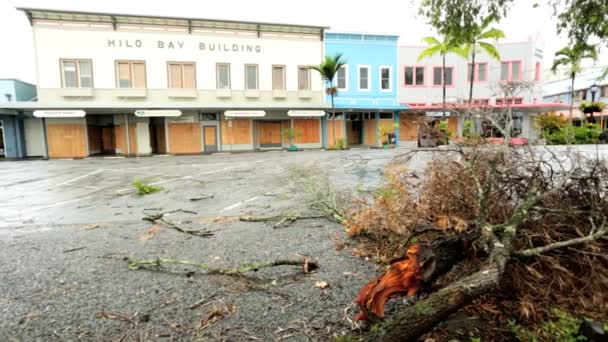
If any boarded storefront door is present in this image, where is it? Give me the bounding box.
[259,121,282,147]
[203,126,217,152]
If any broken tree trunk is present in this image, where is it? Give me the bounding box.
[354,232,479,322]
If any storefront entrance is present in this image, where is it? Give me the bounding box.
[149,117,167,154]
[203,126,218,152]
[258,121,283,148]
[0,120,5,157]
[86,115,118,155]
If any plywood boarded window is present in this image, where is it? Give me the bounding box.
[272,65,285,91]
[294,119,320,144]
[221,120,252,145]
[298,67,310,90]
[116,60,146,88]
[61,59,93,88]
[168,62,196,88]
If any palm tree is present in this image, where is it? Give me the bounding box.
[461,21,505,105]
[309,53,346,147]
[551,43,598,123]
[418,36,467,117]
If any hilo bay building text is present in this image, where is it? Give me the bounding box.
[0,8,567,159]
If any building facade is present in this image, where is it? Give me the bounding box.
[10,8,328,158]
[324,32,405,147]
[398,38,562,141]
[0,79,38,158]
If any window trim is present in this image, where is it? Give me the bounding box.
[244,64,259,90]
[271,64,286,91]
[432,66,455,88]
[297,65,311,91]
[468,62,488,83]
[357,64,371,91]
[535,62,541,81]
[403,66,425,87]
[115,60,147,88]
[379,65,392,92]
[215,63,231,89]
[501,60,523,82]
[60,58,94,88]
[166,61,196,89]
[336,65,349,91]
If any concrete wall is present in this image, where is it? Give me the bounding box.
[399,40,544,105]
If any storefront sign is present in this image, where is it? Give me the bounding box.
[224,110,266,118]
[134,110,182,117]
[33,110,85,118]
[287,110,325,117]
[107,39,262,53]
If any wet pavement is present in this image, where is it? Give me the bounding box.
[0,148,404,341]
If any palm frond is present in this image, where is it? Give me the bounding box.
[417,45,442,61]
[478,41,501,61]
[479,28,506,40]
[422,36,441,46]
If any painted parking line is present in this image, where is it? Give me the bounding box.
[219,196,260,213]
[50,169,104,188]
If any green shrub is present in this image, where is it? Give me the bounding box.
[544,124,602,145]
[536,112,569,134]
[463,120,474,138]
[132,179,163,196]
[509,310,588,342]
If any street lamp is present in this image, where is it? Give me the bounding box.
[589,83,600,123]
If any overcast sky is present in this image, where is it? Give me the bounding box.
[1,0,606,84]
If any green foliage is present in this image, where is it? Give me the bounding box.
[556,0,608,47]
[328,137,347,150]
[418,35,468,62]
[551,43,598,76]
[418,0,512,44]
[579,101,606,114]
[132,179,163,196]
[470,338,482,342]
[309,53,346,88]
[463,120,474,137]
[535,112,569,134]
[509,310,587,342]
[544,124,602,145]
[437,120,452,144]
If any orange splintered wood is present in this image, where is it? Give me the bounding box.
[354,244,435,321]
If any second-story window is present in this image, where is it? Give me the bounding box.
[501,61,522,81]
[116,60,146,88]
[358,66,370,90]
[61,59,93,88]
[404,66,425,86]
[602,85,608,98]
[433,67,454,86]
[380,66,391,90]
[168,62,196,88]
[298,67,310,91]
[272,65,285,91]
[468,62,488,82]
[337,66,347,90]
[216,63,231,89]
[245,64,259,90]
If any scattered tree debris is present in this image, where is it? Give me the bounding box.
[63,246,86,253]
[240,213,328,228]
[96,310,138,324]
[142,210,212,238]
[190,194,214,201]
[127,257,318,276]
[132,179,163,196]
[314,281,330,289]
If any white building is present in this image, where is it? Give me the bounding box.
[10,8,327,158]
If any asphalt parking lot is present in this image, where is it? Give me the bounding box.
[0,148,404,341]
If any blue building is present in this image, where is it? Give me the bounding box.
[0,79,37,158]
[323,32,407,147]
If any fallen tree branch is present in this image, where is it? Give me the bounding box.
[143,211,212,237]
[239,213,328,228]
[127,257,318,275]
[516,224,607,257]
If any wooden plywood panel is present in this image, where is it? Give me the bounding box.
[400,115,418,141]
[204,126,216,146]
[87,126,102,153]
[47,123,87,158]
[327,120,344,146]
[155,124,167,153]
[259,122,282,145]
[448,117,458,135]
[102,127,115,151]
[294,119,320,144]
[281,120,290,144]
[168,123,201,154]
[114,124,127,155]
[363,120,376,146]
[128,123,138,155]
[221,120,252,145]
